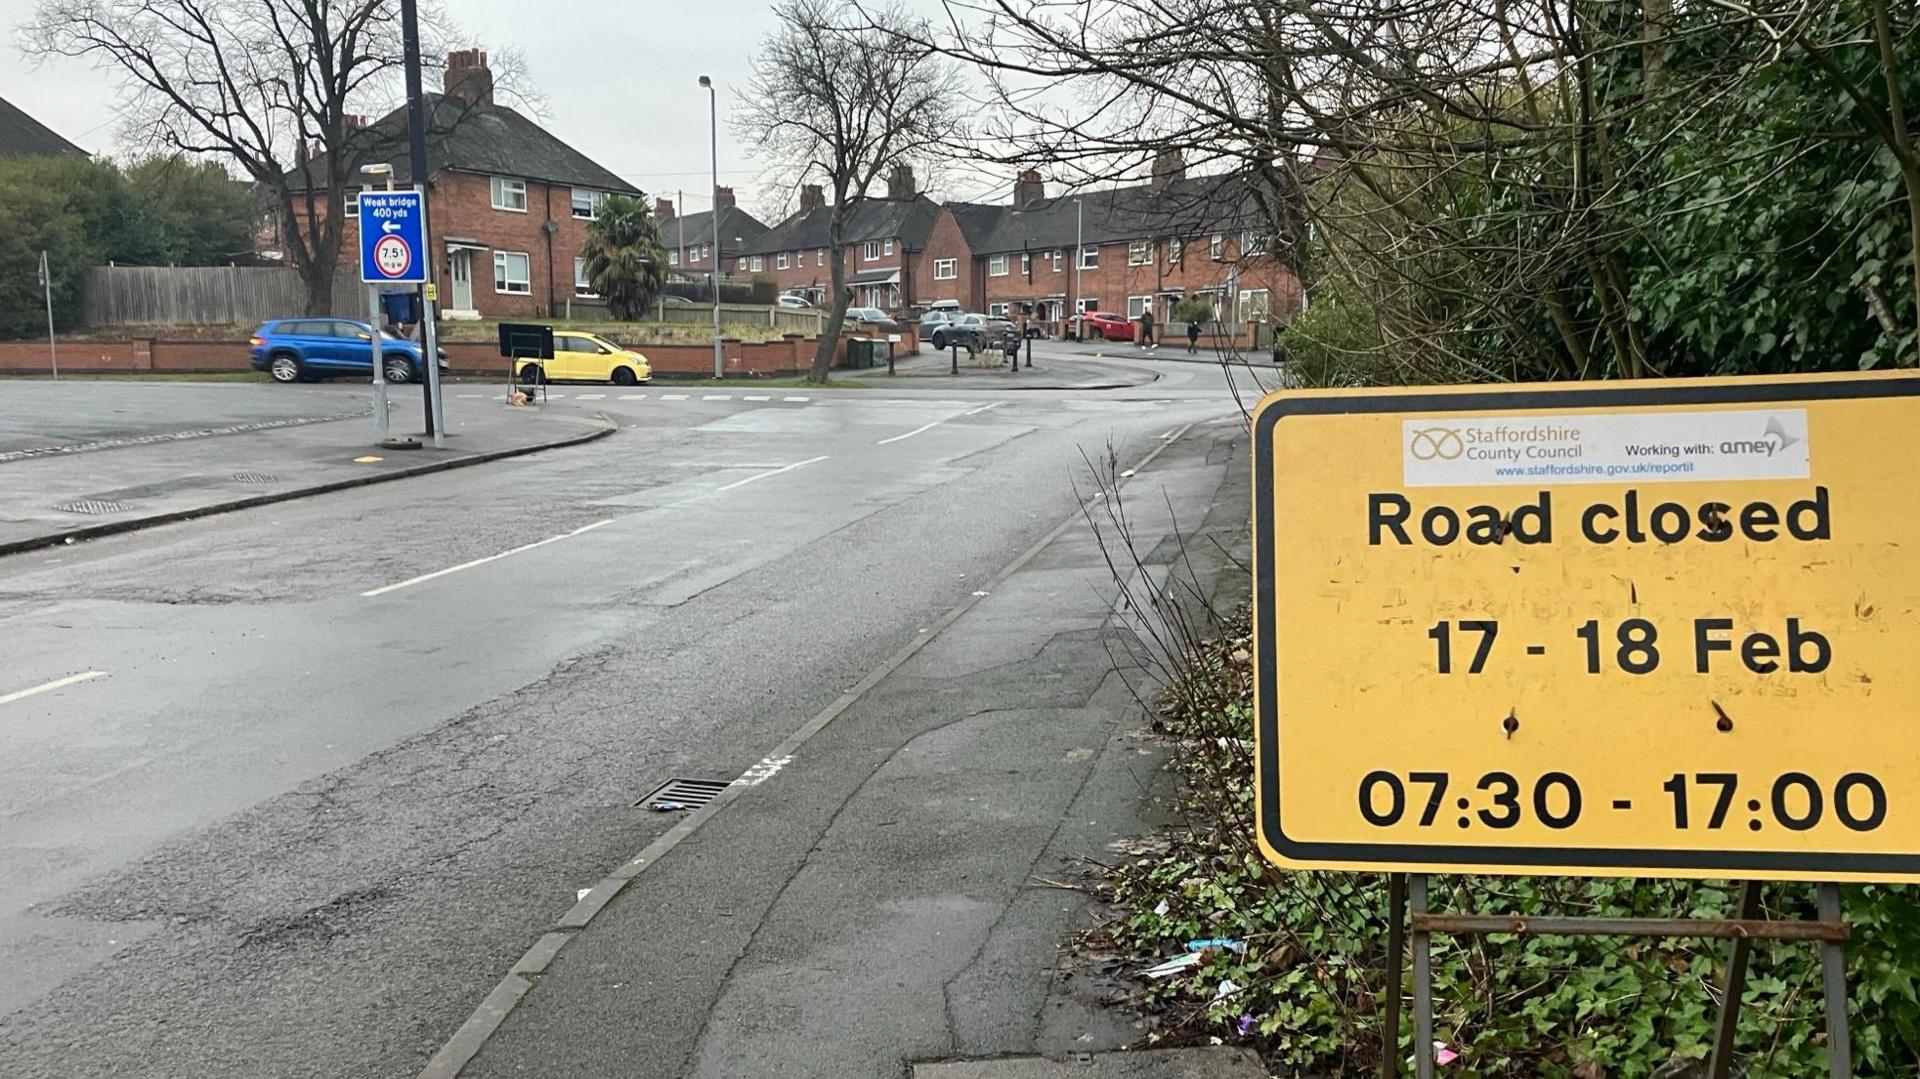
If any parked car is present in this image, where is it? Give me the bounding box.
[847,306,899,331]
[514,331,653,386]
[249,318,447,384]
[1081,311,1136,342]
[659,294,696,307]
[776,294,814,309]
[918,307,957,339]
[934,313,1018,352]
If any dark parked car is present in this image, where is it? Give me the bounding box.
[249,318,446,383]
[934,313,1018,352]
[847,306,900,331]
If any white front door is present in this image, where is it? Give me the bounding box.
[450,250,474,312]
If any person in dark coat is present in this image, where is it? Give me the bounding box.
[1138,307,1156,349]
[1186,316,1202,354]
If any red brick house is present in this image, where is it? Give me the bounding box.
[286,50,641,320]
[654,190,768,281]
[733,166,940,311]
[949,156,1305,338]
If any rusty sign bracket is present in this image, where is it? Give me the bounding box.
[1391,876,1852,1079]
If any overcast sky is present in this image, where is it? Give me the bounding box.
[0,0,1019,221]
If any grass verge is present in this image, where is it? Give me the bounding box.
[1100,607,1920,1076]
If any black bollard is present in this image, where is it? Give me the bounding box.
[951,342,958,375]
[1025,334,1033,369]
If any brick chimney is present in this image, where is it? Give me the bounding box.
[799,184,825,213]
[713,185,737,211]
[443,49,494,108]
[1013,169,1045,208]
[655,196,675,220]
[886,163,916,199]
[1150,148,1185,188]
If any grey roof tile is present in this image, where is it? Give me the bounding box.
[0,96,87,158]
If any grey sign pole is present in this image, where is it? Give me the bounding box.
[369,288,390,441]
[701,74,722,380]
[416,182,445,449]
[39,250,57,380]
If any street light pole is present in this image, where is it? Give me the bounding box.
[38,250,57,379]
[1073,196,1083,339]
[700,75,722,380]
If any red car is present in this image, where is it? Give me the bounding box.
[1081,311,1136,342]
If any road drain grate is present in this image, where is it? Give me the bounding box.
[56,499,125,515]
[232,472,279,484]
[636,777,734,811]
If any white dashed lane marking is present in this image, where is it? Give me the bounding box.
[0,671,107,708]
[575,394,606,400]
[704,395,732,401]
[716,455,829,492]
[743,395,770,402]
[361,520,616,597]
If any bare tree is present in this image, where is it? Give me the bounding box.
[736,0,963,383]
[20,0,521,316]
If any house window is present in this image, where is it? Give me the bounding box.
[493,251,530,294]
[1127,295,1151,318]
[1020,253,1031,276]
[988,302,1009,317]
[1127,240,1150,266]
[570,188,606,219]
[1242,230,1268,256]
[883,238,894,255]
[1079,246,1099,269]
[490,176,527,212]
[1239,288,1272,321]
[737,258,748,272]
[1076,297,1100,314]
[863,240,881,261]
[816,249,826,266]
[776,253,789,270]
[574,257,597,298]
[669,250,680,266]
[988,254,1008,276]
[1167,238,1183,264]
[1050,250,1062,272]
[932,258,957,280]
[750,255,764,272]
[345,193,359,216]
[1209,233,1224,259]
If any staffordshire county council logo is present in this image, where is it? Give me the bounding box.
[1408,426,1466,461]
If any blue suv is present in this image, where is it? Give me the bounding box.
[249,318,445,384]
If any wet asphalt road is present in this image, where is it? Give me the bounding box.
[0,357,1268,1076]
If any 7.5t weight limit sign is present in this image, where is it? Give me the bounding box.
[358,190,426,285]
[1253,372,1920,882]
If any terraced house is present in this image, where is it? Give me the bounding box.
[941,154,1305,341]
[732,166,939,311]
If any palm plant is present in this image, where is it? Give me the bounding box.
[580,195,666,320]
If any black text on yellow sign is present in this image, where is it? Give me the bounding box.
[1252,372,1920,881]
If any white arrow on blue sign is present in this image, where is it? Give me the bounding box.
[358,190,427,285]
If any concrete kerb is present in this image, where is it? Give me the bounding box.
[0,413,618,559]
[415,422,1200,1079]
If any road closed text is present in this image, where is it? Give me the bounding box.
[1367,486,1831,546]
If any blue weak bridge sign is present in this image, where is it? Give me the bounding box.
[358,190,426,285]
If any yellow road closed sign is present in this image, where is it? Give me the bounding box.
[1253,372,1920,882]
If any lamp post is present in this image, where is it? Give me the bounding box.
[699,74,722,380]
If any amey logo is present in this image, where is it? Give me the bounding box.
[1724,416,1802,457]
[1408,426,1466,461]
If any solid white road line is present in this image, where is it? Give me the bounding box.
[361,520,616,597]
[964,402,1001,416]
[0,671,107,707]
[876,420,943,445]
[716,455,829,492]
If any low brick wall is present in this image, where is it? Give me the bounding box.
[0,326,921,378]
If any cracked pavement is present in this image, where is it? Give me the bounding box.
[0,363,1266,1077]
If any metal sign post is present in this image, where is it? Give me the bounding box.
[38,250,57,380]
[1247,372,1920,1076]
[358,190,427,445]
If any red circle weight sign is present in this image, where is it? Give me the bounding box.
[373,234,413,279]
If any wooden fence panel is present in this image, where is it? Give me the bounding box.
[82,265,365,327]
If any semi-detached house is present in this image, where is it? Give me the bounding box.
[286,50,639,320]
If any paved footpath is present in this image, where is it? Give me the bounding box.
[439,419,1253,1079]
[0,381,611,553]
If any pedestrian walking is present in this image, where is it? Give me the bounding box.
[1138,307,1156,349]
[1186,317,1201,354]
